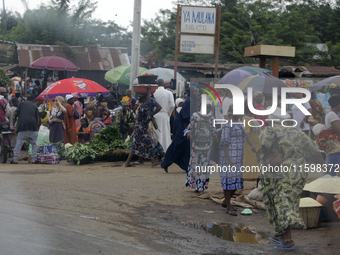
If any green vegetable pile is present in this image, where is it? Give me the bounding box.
[65,143,96,166]
[65,126,133,165]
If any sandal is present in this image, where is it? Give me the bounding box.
[226,210,237,216]
[123,163,135,167]
[269,237,282,244]
[274,244,295,250]
[132,161,144,165]
[221,204,237,211]
[151,161,161,167]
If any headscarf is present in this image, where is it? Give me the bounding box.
[121,101,129,106]
[253,91,263,98]
[328,94,340,108]
[189,86,200,114]
[38,105,46,112]
[175,98,184,107]
[55,96,64,103]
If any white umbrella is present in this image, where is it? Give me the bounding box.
[133,67,186,85]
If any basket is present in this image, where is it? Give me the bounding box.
[299,206,323,228]
[137,75,158,84]
[133,85,158,95]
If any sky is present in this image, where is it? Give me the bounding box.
[4,0,176,29]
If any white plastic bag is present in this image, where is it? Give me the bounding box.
[148,122,158,147]
[37,125,50,145]
[247,188,263,201]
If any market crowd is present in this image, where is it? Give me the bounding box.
[1,78,340,251]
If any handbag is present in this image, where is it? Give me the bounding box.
[74,110,80,119]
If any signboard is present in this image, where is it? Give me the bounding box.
[181,6,216,34]
[180,35,214,54]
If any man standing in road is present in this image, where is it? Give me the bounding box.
[154,79,175,152]
[11,96,39,164]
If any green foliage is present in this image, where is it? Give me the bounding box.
[88,126,131,159]
[91,126,122,144]
[3,0,340,66]
[0,68,11,86]
[65,142,96,165]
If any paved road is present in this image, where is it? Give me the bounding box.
[0,169,155,255]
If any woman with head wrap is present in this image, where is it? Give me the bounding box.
[115,100,135,139]
[73,97,83,129]
[48,96,66,144]
[161,87,199,173]
[124,86,164,167]
[257,109,331,250]
[253,91,268,129]
[122,89,136,110]
[185,98,215,192]
[76,118,91,144]
[316,94,340,176]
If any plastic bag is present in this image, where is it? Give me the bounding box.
[247,188,263,201]
[37,125,50,145]
[148,122,158,147]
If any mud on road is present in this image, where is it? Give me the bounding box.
[0,160,339,254]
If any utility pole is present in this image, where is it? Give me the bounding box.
[2,0,6,34]
[129,0,142,96]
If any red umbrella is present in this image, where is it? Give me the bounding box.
[39,78,109,99]
[30,56,78,71]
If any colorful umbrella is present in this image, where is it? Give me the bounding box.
[39,78,109,99]
[310,75,340,91]
[238,66,272,75]
[30,56,78,71]
[218,67,272,84]
[133,67,186,85]
[237,73,287,95]
[105,65,147,85]
[11,77,22,82]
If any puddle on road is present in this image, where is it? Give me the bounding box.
[182,222,269,244]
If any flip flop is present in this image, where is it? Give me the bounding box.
[274,244,295,250]
[123,164,135,167]
[132,161,143,165]
[226,210,237,216]
[269,237,282,244]
[221,204,237,211]
[152,162,161,167]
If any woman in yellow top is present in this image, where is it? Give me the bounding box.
[242,100,261,180]
[122,89,136,110]
[39,105,49,128]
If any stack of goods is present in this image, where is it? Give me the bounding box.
[37,144,60,164]
[303,175,340,194]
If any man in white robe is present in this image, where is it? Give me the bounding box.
[154,79,175,152]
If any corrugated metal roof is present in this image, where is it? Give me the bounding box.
[279,65,340,77]
[164,60,243,71]
[16,44,130,71]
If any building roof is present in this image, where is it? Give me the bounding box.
[16,44,130,71]
[164,60,340,77]
[164,60,243,74]
[279,65,340,77]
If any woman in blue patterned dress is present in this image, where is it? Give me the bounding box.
[124,86,164,167]
[185,100,215,192]
[219,110,245,216]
